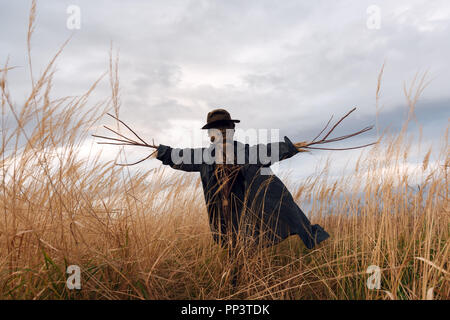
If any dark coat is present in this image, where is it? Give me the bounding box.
[156,136,329,249]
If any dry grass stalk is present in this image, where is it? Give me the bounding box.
[0,2,448,300]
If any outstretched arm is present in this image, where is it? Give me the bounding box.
[247,136,300,167]
[156,144,205,172]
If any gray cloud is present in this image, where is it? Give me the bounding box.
[1,0,449,177]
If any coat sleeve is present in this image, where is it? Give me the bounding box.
[156,144,205,172]
[247,136,300,167]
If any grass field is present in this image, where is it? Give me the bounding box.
[0,4,448,300]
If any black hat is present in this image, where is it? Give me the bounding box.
[201,108,240,129]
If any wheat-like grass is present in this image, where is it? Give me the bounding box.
[0,2,448,300]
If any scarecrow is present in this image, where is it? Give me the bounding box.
[156,109,330,251]
[94,108,376,253]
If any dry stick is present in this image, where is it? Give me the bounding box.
[319,126,373,144]
[103,125,139,144]
[310,126,374,146]
[92,134,136,145]
[106,112,151,146]
[296,107,377,152]
[311,115,333,143]
[102,115,157,148]
[94,107,377,166]
[115,150,158,166]
[305,143,377,151]
[92,114,158,166]
[96,142,153,147]
[323,107,356,141]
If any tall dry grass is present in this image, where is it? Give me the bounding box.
[0,3,448,300]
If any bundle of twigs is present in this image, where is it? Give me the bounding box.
[93,108,377,166]
[294,107,377,152]
[92,113,158,166]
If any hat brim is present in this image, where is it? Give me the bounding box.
[201,119,240,129]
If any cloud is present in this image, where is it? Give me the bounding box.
[1,0,448,177]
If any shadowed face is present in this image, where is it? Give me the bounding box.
[207,122,235,143]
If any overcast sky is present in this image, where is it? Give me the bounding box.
[1,0,449,180]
